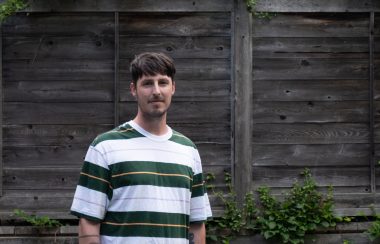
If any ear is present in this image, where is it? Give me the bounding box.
[172,80,176,95]
[130,82,137,97]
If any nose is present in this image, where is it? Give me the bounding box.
[152,81,161,95]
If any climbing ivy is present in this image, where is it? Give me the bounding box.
[206,169,340,244]
[0,0,28,23]
[245,0,276,19]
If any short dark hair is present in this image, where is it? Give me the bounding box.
[130,52,176,84]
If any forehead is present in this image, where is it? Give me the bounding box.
[137,74,173,82]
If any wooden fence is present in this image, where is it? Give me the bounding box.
[0,1,380,241]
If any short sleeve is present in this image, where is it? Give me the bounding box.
[70,144,112,222]
[190,148,212,223]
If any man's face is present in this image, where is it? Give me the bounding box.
[130,74,175,120]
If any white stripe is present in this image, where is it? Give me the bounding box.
[101,236,187,244]
[99,138,197,166]
[190,194,212,222]
[108,185,191,215]
[70,185,108,220]
[84,146,109,169]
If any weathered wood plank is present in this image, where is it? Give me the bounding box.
[0,237,78,243]
[119,13,231,36]
[119,101,230,124]
[252,144,370,167]
[4,81,113,102]
[120,80,231,102]
[253,80,369,102]
[3,13,114,36]
[373,37,380,52]
[253,58,369,80]
[3,59,114,82]
[252,101,368,123]
[333,193,380,210]
[252,167,370,188]
[255,0,380,12]
[253,13,369,38]
[120,58,230,81]
[0,25,3,196]
[169,123,230,143]
[0,190,74,212]
[3,146,87,168]
[3,168,81,190]
[120,36,230,59]
[114,12,120,127]
[252,123,369,144]
[376,15,380,36]
[3,103,113,124]
[197,144,231,166]
[3,143,230,168]
[19,0,232,12]
[3,36,114,60]
[3,124,113,147]
[253,37,368,58]
[233,0,253,203]
[253,52,368,59]
[235,233,371,244]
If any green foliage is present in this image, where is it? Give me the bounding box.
[256,169,337,244]
[245,0,276,19]
[0,0,28,23]
[367,218,380,241]
[206,172,258,244]
[366,207,380,241]
[13,209,62,228]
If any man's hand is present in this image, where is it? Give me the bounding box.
[189,222,206,244]
[78,218,101,244]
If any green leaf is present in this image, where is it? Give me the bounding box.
[268,221,276,229]
[321,221,330,228]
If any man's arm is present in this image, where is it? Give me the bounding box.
[78,218,101,244]
[189,222,206,244]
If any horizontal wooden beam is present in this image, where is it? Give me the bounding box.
[18,0,232,12]
[255,0,380,12]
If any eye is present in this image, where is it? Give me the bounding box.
[142,80,153,86]
[159,79,170,85]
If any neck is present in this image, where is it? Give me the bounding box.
[133,114,168,136]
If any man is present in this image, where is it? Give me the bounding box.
[70,52,212,244]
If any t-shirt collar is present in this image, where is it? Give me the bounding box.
[127,120,172,142]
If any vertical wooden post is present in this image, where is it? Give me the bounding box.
[114,12,120,127]
[232,0,253,203]
[0,24,3,197]
[369,12,375,193]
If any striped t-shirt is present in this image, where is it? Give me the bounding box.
[71,120,212,244]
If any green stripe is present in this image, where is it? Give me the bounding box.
[71,211,103,223]
[191,185,205,198]
[91,124,144,146]
[78,162,112,199]
[169,131,196,148]
[110,161,193,177]
[193,173,203,185]
[82,161,110,180]
[78,175,113,200]
[192,173,205,198]
[100,211,189,238]
[112,172,191,189]
[104,211,189,225]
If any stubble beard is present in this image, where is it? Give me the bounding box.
[139,103,169,121]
